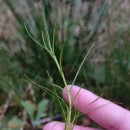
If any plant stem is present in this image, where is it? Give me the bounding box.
[53,55,72,130]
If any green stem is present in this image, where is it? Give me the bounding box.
[53,55,72,129]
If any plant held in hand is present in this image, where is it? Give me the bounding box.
[25,7,95,130]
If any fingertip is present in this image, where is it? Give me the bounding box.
[62,85,80,100]
[43,121,65,130]
[43,121,101,130]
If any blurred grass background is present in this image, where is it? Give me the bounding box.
[0,0,130,129]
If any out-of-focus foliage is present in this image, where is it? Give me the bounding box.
[88,0,130,107]
[0,0,130,129]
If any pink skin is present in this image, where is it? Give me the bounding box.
[43,85,130,130]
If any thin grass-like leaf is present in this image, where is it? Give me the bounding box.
[52,20,57,54]
[24,23,44,49]
[72,42,95,86]
[42,8,52,51]
[42,31,48,49]
[85,93,103,109]
[71,84,84,105]
[59,41,66,70]
[79,102,110,117]
[52,84,67,121]
[24,76,67,107]
[47,71,67,121]
[52,84,63,90]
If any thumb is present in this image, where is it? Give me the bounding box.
[43,121,101,130]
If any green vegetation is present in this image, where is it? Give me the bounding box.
[0,0,130,129]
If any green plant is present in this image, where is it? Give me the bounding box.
[1,0,107,129]
[4,0,107,86]
[21,99,49,126]
[25,19,95,129]
[1,1,130,129]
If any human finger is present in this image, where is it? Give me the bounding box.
[63,85,130,130]
[43,121,101,130]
